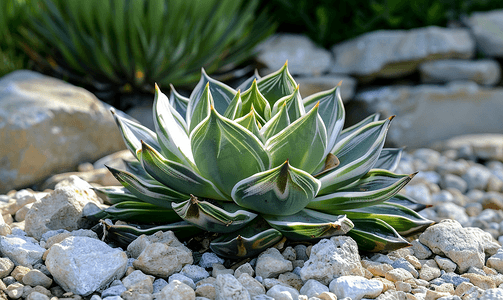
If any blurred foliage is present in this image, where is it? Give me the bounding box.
[18,0,275,104]
[0,0,41,77]
[262,0,503,48]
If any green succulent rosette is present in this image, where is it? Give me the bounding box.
[89,63,433,258]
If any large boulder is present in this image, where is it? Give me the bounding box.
[0,70,125,193]
[349,82,503,147]
[466,10,503,57]
[331,26,475,80]
[256,34,333,76]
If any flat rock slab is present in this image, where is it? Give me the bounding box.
[331,26,474,79]
[0,70,125,193]
[349,82,503,147]
[295,75,356,102]
[419,59,501,86]
[256,34,333,76]
[467,10,503,57]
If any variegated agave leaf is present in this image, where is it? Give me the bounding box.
[94,63,432,258]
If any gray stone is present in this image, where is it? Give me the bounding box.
[266,285,299,300]
[0,235,45,266]
[300,236,366,285]
[436,202,469,225]
[300,279,329,298]
[237,273,265,298]
[350,83,503,148]
[403,184,432,205]
[256,34,333,76]
[440,174,468,193]
[487,248,503,273]
[22,269,52,288]
[199,252,224,269]
[410,239,432,260]
[391,258,418,278]
[158,280,196,300]
[467,10,503,57]
[440,272,470,287]
[434,256,457,273]
[463,165,493,191]
[234,263,254,279]
[296,75,356,102]
[419,220,500,272]
[214,274,250,300]
[153,278,168,294]
[101,284,126,298]
[419,59,501,85]
[437,134,503,162]
[432,190,454,204]
[479,288,503,300]
[122,270,154,294]
[169,273,195,290]
[0,70,125,193]
[128,231,193,278]
[331,26,474,79]
[24,176,102,240]
[0,257,14,278]
[45,236,128,296]
[329,276,383,300]
[294,245,308,261]
[180,265,209,283]
[255,248,293,278]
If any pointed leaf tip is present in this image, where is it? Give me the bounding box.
[337,81,343,87]
[155,83,159,90]
[389,115,396,121]
[410,171,419,178]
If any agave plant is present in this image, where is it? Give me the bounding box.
[90,63,433,258]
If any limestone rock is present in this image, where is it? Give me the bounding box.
[329,276,383,300]
[128,231,193,277]
[237,273,265,298]
[0,70,125,193]
[266,284,299,300]
[256,34,333,76]
[121,270,154,294]
[24,176,101,240]
[331,26,474,79]
[45,236,127,296]
[255,248,293,278]
[419,59,501,85]
[214,273,250,300]
[487,248,503,273]
[350,83,503,147]
[158,280,195,300]
[299,279,329,298]
[419,219,500,272]
[0,257,14,278]
[300,236,366,285]
[0,235,45,266]
[22,269,52,288]
[467,10,503,57]
[296,75,356,101]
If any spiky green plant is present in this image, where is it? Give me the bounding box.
[90,63,433,258]
[21,0,274,101]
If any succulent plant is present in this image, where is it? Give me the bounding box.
[90,63,433,258]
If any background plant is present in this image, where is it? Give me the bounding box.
[262,0,503,48]
[0,0,40,77]
[20,0,275,107]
